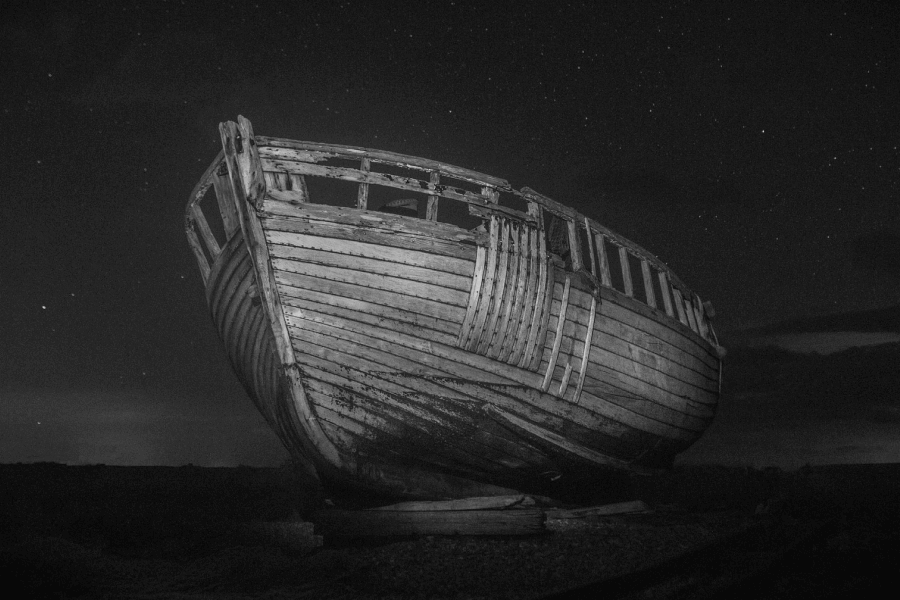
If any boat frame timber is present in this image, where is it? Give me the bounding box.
[185,115,723,500]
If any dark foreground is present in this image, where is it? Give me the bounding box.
[1,462,896,599]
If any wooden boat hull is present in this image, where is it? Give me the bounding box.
[186,117,723,499]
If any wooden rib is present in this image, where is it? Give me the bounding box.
[212,172,239,237]
[466,216,500,351]
[504,227,537,365]
[191,204,220,260]
[495,226,528,361]
[527,248,555,371]
[694,297,709,340]
[618,246,633,297]
[585,218,597,276]
[567,220,582,272]
[672,287,688,326]
[186,224,210,283]
[541,275,571,392]
[641,260,656,308]
[479,220,512,354]
[595,233,612,287]
[356,157,370,209]
[426,171,439,221]
[288,173,308,201]
[658,271,674,317]
[572,294,597,405]
[458,245,487,346]
[557,362,574,396]
[685,295,699,333]
[521,235,549,369]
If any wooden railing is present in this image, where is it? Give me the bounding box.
[186,122,718,346]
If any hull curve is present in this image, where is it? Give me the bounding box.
[186,116,724,500]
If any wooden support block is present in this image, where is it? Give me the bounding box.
[313,507,546,537]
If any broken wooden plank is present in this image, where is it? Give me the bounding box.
[545,500,652,520]
[313,507,545,537]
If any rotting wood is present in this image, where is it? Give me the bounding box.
[356,157,370,209]
[426,171,439,221]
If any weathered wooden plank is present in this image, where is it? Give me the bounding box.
[544,301,719,398]
[585,217,597,277]
[426,171,440,221]
[567,219,582,272]
[264,229,474,276]
[521,236,551,369]
[502,227,537,364]
[271,258,470,307]
[276,271,467,323]
[313,507,545,537]
[300,372,520,476]
[356,157,370,209]
[268,243,473,292]
[263,214,480,260]
[211,171,239,237]
[658,271,674,317]
[185,225,210,283]
[479,220,512,355]
[575,285,720,372]
[222,116,345,469]
[260,158,532,222]
[191,204,220,260]
[262,196,481,243]
[466,216,500,351]
[292,346,553,470]
[257,135,512,189]
[458,245,487,346]
[557,362,574,396]
[618,246,633,297]
[282,286,460,336]
[672,287,688,326]
[595,232,612,287]
[492,226,527,360]
[641,260,656,309]
[572,295,597,405]
[541,276,571,392]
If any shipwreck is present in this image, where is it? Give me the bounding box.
[185,116,723,500]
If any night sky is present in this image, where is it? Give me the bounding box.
[2,1,898,468]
